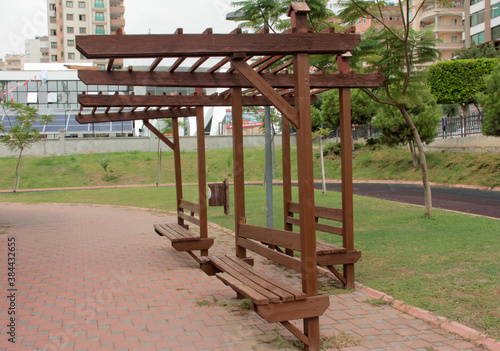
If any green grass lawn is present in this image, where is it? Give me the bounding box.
[1,185,498,339]
[1,145,499,190]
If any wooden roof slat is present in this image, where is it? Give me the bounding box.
[271,59,293,74]
[76,107,196,123]
[107,59,114,71]
[76,33,361,59]
[168,57,186,73]
[78,71,385,89]
[188,57,209,73]
[207,57,230,73]
[148,58,163,72]
[256,55,285,73]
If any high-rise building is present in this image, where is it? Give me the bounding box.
[412,1,464,63]
[47,0,125,69]
[25,36,50,63]
[4,55,26,71]
[464,0,500,48]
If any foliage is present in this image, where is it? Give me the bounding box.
[453,42,500,60]
[320,89,378,128]
[0,101,53,192]
[427,58,500,107]
[373,92,440,146]
[477,62,500,136]
[230,0,288,33]
[441,104,461,118]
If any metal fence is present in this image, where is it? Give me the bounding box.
[437,113,484,138]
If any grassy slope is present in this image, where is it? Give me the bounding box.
[0,145,499,190]
[1,185,498,339]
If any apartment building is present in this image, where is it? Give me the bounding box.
[412,1,464,62]
[353,6,404,34]
[464,0,500,48]
[4,55,26,71]
[25,36,50,63]
[47,0,125,69]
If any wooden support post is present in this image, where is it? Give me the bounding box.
[338,54,355,288]
[281,117,294,257]
[232,87,246,259]
[290,4,320,350]
[196,88,208,256]
[172,117,184,227]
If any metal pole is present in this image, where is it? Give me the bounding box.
[265,105,273,228]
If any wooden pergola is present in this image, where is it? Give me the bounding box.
[75,3,383,349]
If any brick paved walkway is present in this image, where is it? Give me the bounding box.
[0,203,488,350]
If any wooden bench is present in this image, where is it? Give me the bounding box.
[154,199,213,253]
[209,254,329,337]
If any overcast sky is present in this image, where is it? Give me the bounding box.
[0,0,238,59]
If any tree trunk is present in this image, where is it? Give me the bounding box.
[13,148,23,193]
[409,141,418,169]
[398,105,432,217]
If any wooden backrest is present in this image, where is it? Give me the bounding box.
[178,199,201,226]
[286,202,343,236]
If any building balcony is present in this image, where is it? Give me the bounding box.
[434,24,464,33]
[110,5,125,14]
[419,6,463,24]
[437,41,464,50]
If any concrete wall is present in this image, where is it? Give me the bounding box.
[0,134,295,157]
[424,135,500,153]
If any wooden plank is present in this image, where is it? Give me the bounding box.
[168,57,185,73]
[255,295,329,323]
[76,70,384,89]
[188,57,209,72]
[240,224,301,252]
[143,120,174,150]
[76,108,197,124]
[216,273,268,305]
[237,237,302,273]
[178,211,200,226]
[230,59,299,128]
[172,238,214,252]
[316,250,361,266]
[160,224,195,242]
[195,93,208,256]
[78,93,299,108]
[154,224,184,241]
[207,57,230,73]
[76,33,361,59]
[172,117,184,226]
[224,255,305,301]
[209,256,283,303]
[315,222,343,236]
[288,202,342,222]
[148,58,163,72]
[315,242,346,255]
[179,200,200,214]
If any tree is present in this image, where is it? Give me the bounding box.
[337,0,446,216]
[373,92,440,168]
[477,62,500,136]
[320,89,378,128]
[0,100,54,192]
[427,58,499,116]
[453,42,500,60]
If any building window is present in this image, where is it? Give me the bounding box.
[471,31,485,45]
[67,14,73,20]
[79,27,87,34]
[49,4,56,10]
[68,53,75,60]
[451,18,458,25]
[78,1,85,7]
[95,12,104,21]
[79,14,86,20]
[97,64,106,70]
[51,54,57,61]
[470,11,485,26]
[67,27,74,33]
[493,5,500,18]
[66,1,73,7]
[50,29,57,35]
[492,25,500,40]
[470,0,483,4]
[80,53,86,59]
[451,35,458,43]
[95,25,105,34]
[61,51,64,58]
[50,17,56,23]
[51,42,57,48]
[68,40,74,46]
[95,0,104,8]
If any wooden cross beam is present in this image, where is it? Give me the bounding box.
[78,70,385,89]
[76,32,360,59]
[78,94,302,108]
[76,107,197,124]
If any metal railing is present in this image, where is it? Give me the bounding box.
[437,113,484,138]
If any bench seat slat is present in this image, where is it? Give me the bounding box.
[209,255,283,303]
[154,223,198,242]
[216,272,270,305]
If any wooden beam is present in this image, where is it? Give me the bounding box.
[195,88,208,256]
[143,119,174,150]
[231,59,299,128]
[78,70,385,89]
[148,58,163,72]
[172,117,184,227]
[76,108,197,123]
[78,94,301,108]
[232,87,246,259]
[76,33,361,59]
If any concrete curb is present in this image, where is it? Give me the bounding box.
[355,282,500,351]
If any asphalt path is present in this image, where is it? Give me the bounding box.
[315,182,500,219]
